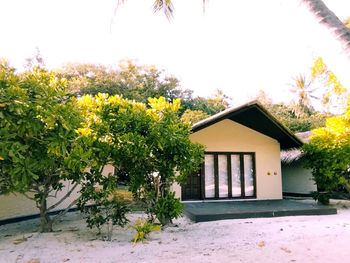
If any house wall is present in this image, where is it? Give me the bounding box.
[175,119,282,200]
[0,164,115,221]
[282,162,316,194]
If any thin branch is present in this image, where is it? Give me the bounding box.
[21,192,36,201]
[48,188,61,198]
[47,182,80,211]
[51,198,79,224]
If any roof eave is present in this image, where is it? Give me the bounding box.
[191,100,303,150]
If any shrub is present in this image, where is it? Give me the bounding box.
[311,191,330,205]
[154,192,183,226]
[131,218,161,244]
[78,173,130,241]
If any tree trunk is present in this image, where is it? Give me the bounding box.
[301,0,350,58]
[39,198,53,232]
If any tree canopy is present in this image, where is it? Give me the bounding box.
[0,61,204,232]
[60,61,232,123]
[76,94,204,225]
[303,102,350,202]
[255,90,328,133]
[0,62,88,232]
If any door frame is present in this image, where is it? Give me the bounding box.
[202,152,257,200]
[181,167,203,201]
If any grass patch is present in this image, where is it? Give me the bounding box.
[114,188,145,212]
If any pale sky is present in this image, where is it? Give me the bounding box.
[1,0,350,105]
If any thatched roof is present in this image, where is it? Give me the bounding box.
[281,131,312,164]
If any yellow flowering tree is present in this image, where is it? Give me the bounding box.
[311,57,348,112]
[77,94,204,225]
[0,62,92,232]
[303,102,350,204]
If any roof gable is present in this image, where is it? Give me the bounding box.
[192,100,302,150]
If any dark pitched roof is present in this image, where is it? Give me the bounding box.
[192,100,303,150]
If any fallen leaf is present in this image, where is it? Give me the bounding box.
[67,227,79,232]
[280,247,292,253]
[26,259,40,263]
[13,237,28,245]
[258,241,265,247]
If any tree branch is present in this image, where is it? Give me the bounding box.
[21,192,36,201]
[47,182,79,211]
[51,198,79,224]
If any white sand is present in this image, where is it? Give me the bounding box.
[1,204,350,263]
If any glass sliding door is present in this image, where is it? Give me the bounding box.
[204,154,215,198]
[243,154,255,197]
[218,155,228,198]
[203,152,255,199]
[230,154,241,197]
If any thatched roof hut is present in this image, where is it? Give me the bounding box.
[281,131,312,165]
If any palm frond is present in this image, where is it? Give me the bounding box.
[153,0,174,20]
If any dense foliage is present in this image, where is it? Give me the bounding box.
[0,61,89,232]
[303,103,350,203]
[0,61,204,232]
[59,61,231,123]
[255,90,328,133]
[77,94,204,225]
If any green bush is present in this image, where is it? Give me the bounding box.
[303,105,350,200]
[131,218,161,244]
[311,191,330,205]
[78,174,130,240]
[154,192,183,226]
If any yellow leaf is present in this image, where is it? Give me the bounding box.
[311,57,326,78]
[280,247,292,253]
[258,241,265,247]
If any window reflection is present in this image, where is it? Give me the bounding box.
[204,154,215,198]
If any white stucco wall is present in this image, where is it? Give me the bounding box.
[0,164,115,221]
[282,162,317,194]
[171,182,181,199]
[175,119,283,200]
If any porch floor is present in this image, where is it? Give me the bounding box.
[183,199,337,222]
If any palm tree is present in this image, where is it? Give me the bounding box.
[150,0,350,57]
[152,0,174,19]
[120,0,350,59]
[118,0,174,20]
[300,1,350,58]
[289,74,318,116]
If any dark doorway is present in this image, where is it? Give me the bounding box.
[182,171,201,200]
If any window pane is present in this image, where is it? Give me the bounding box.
[204,154,215,198]
[218,155,228,198]
[244,155,254,196]
[231,155,241,197]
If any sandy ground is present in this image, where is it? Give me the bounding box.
[1,203,350,263]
